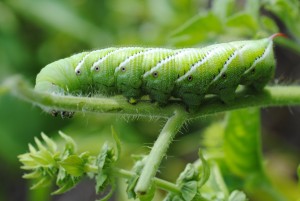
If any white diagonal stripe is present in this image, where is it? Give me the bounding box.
[176,46,220,82]
[74,50,102,74]
[210,45,246,83]
[243,41,272,75]
[143,48,194,78]
[114,48,154,73]
[90,47,140,71]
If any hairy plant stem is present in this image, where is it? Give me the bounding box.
[134,109,187,195]
[3,76,300,120]
[87,165,181,194]
[4,76,300,199]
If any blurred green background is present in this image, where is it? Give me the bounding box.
[0,0,299,200]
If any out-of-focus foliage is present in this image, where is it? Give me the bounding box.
[1,0,300,201]
[263,0,300,42]
[224,109,264,178]
[202,109,300,201]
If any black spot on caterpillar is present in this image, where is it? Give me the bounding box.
[35,33,285,117]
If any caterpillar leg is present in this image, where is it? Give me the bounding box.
[181,93,205,112]
[61,111,75,118]
[51,110,74,118]
[241,62,275,92]
[148,90,170,106]
[120,86,143,105]
[249,75,272,91]
[218,87,237,104]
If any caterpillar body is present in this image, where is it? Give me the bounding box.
[35,34,283,118]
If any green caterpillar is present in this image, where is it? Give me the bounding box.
[35,34,284,118]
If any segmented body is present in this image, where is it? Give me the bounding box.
[35,35,281,117]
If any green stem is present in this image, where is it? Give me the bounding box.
[134,109,187,195]
[86,165,181,194]
[114,168,181,194]
[188,85,300,119]
[3,76,300,120]
[3,76,178,119]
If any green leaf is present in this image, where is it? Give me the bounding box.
[197,150,210,188]
[181,181,197,201]
[96,172,108,194]
[95,143,115,195]
[224,108,264,178]
[263,0,300,40]
[60,155,85,177]
[59,131,77,154]
[177,164,196,182]
[51,183,73,195]
[126,158,146,199]
[22,169,42,179]
[165,156,210,201]
[30,176,52,190]
[53,167,81,194]
[19,149,56,169]
[226,12,258,35]
[126,175,139,199]
[18,153,38,168]
[111,126,121,161]
[260,16,279,34]
[212,0,234,21]
[201,122,224,154]
[201,162,228,199]
[7,0,112,46]
[96,183,115,201]
[245,0,260,20]
[30,153,51,166]
[41,132,57,153]
[169,12,223,46]
[55,167,69,188]
[34,137,47,151]
[51,180,77,195]
[97,143,115,170]
[94,142,116,200]
[19,131,85,195]
[28,143,37,153]
[32,149,56,166]
[228,190,248,201]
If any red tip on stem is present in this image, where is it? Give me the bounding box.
[270,33,288,40]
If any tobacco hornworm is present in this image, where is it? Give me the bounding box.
[35,33,284,117]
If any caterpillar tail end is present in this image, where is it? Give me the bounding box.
[270,33,288,40]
